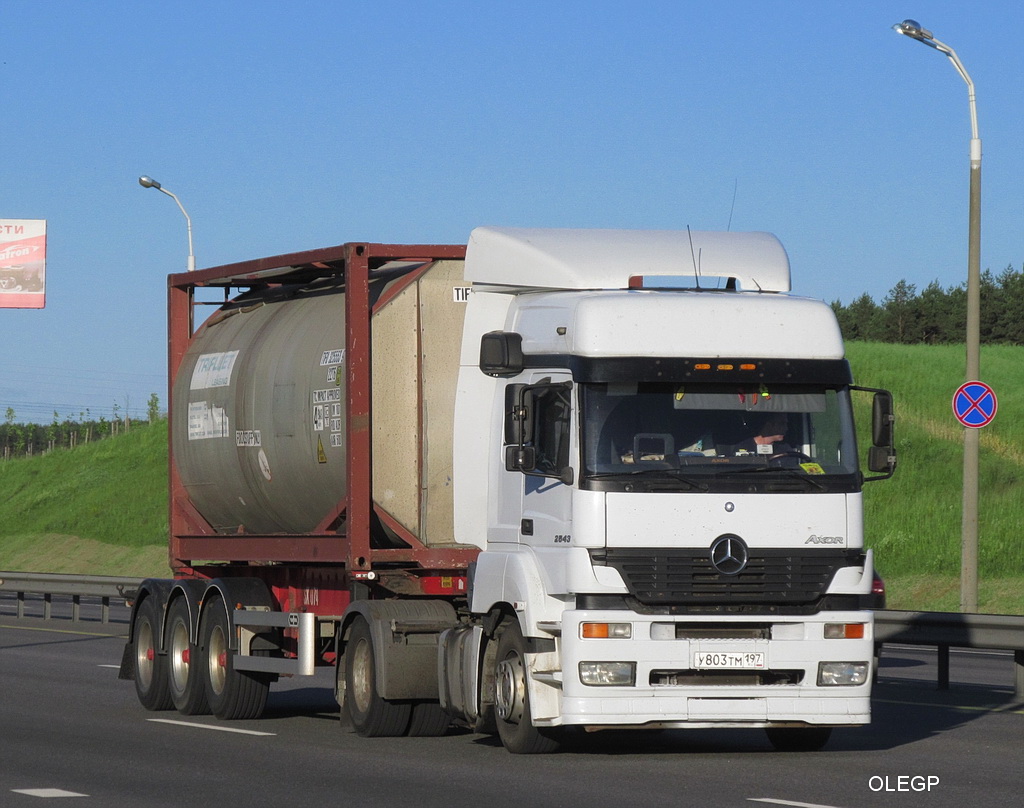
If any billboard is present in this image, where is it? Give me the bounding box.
[0,219,47,309]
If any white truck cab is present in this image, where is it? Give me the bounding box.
[444,227,895,753]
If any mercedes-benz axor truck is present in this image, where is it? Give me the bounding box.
[122,227,895,753]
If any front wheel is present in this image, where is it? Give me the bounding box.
[200,598,269,720]
[765,726,832,752]
[494,620,561,754]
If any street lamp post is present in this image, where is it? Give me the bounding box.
[138,176,196,272]
[893,20,981,612]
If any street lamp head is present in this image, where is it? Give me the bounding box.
[892,19,934,41]
[138,175,162,190]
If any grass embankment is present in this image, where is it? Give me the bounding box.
[1,343,1022,612]
[848,342,1024,614]
[0,421,170,577]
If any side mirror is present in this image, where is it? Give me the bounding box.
[480,331,524,377]
[867,445,895,474]
[505,444,536,472]
[872,391,894,448]
[504,384,532,445]
[852,386,896,481]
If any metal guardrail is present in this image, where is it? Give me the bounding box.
[0,572,142,624]
[875,609,1024,698]
[1,575,1022,697]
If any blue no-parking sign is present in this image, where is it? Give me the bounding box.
[952,381,998,428]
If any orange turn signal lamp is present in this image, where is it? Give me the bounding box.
[581,622,632,639]
[824,623,866,640]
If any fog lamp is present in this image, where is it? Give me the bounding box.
[818,661,869,686]
[579,661,636,686]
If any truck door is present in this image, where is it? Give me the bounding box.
[505,373,574,547]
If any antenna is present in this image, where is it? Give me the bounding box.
[686,225,701,289]
[726,179,738,231]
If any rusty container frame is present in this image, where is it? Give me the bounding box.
[166,242,478,593]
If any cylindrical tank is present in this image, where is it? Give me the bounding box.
[172,279,348,534]
[172,259,468,540]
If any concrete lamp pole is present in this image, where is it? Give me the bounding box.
[139,176,196,272]
[892,19,982,612]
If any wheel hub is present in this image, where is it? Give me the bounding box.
[495,654,526,723]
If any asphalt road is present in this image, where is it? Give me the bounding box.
[1,598,1021,808]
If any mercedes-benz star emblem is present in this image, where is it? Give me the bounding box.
[710,534,749,575]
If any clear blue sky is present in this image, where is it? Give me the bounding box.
[3,1,1021,421]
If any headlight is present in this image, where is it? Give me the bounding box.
[818,661,869,686]
[579,661,636,686]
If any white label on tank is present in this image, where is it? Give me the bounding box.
[453,287,471,302]
[320,349,345,366]
[188,401,229,440]
[235,430,262,447]
[190,351,239,390]
[313,405,326,431]
[330,433,344,448]
[312,388,342,404]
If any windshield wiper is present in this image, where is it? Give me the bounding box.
[728,465,827,490]
[587,468,708,490]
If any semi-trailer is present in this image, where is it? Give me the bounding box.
[121,226,896,753]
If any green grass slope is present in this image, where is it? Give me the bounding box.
[0,421,170,577]
[0,345,1021,611]
[848,341,1024,613]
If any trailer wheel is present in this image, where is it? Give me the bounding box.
[167,598,210,715]
[765,726,832,752]
[200,598,269,720]
[133,596,173,711]
[344,616,411,736]
[407,702,450,737]
[494,620,561,754]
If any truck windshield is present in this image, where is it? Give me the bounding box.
[580,382,859,492]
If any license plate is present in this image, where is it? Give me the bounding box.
[694,652,766,669]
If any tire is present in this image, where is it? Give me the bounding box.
[407,701,451,737]
[133,596,173,711]
[200,598,269,720]
[166,598,210,715]
[344,617,411,736]
[494,620,561,754]
[765,726,832,752]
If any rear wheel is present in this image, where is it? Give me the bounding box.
[200,598,269,720]
[407,701,451,737]
[344,617,411,736]
[765,726,832,752]
[494,620,561,754]
[133,596,172,711]
[167,598,210,715]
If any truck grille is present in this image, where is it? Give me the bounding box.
[594,548,859,606]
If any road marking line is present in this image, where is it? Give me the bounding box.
[0,623,126,638]
[11,788,88,798]
[148,718,276,736]
[749,800,843,808]
[97,664,120,669]
[874,698,1024,715]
